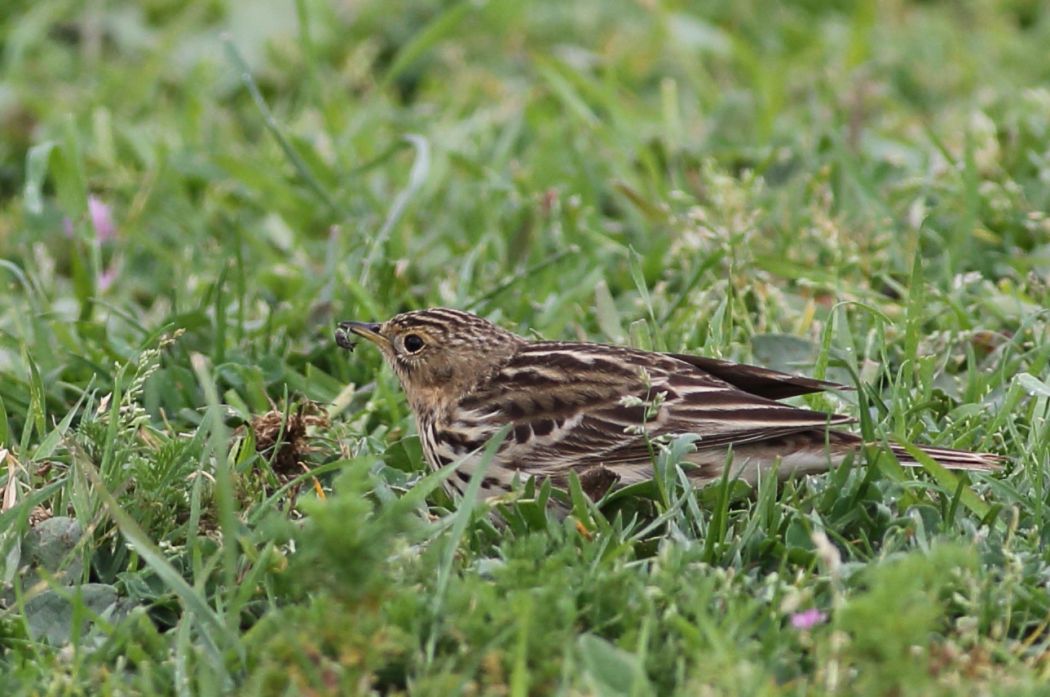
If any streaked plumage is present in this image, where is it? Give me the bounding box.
[336,308,1002,500]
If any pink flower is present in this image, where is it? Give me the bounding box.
[790,608,827,630]
[88,195,117,242]
[97,264,119,292]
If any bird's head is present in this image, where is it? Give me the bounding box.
[336,308,522,413]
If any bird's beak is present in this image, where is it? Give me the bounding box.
[335,321,387,351]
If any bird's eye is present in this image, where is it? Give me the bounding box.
[403,334,425,353]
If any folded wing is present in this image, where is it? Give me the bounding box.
[457,343,852,476]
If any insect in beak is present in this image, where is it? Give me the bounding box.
[335,321,384,351]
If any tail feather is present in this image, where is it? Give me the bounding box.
[888,443,1004,472]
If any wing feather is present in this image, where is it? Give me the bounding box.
[665,352,851,399]
[458,342,852,474]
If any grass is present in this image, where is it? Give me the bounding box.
[1,0,1049,694]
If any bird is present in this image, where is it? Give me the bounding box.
[335,308,1003,501]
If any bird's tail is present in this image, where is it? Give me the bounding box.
[887,443,1004,472]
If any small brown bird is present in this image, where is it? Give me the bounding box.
[336,308,1002,500]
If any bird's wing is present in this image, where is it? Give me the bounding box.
[664,353,851,399]
[455,342,852,475]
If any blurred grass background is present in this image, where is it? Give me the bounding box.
[1,0,1049,694]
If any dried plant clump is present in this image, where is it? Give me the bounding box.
[251,402,330,479]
